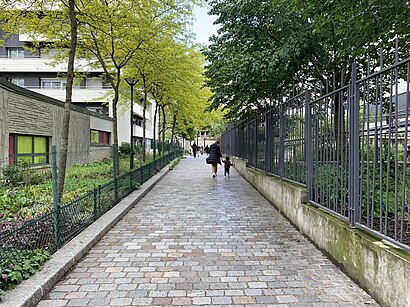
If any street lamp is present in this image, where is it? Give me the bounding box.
[125,78,138,169]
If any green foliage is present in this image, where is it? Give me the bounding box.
[169,158,181,170]
[0,249,50,294]
[118,142,141,157]
[0,185,53,220]
[205,0,410,119]
[0,154,165,221]
[1,164,51,187]
[360,142,410,219]
[312,142,409,221]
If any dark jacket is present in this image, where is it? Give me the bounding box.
[207,142,222,164]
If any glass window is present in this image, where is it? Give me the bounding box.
[7,47,25,58]
[17,135,32,154]
[41,79,64,89]
[10,134,49,166]
[10,78,25,87]
[34,137,48,164]
[91,130,110,145]
[90,130,99,144]
[17,135,33,164]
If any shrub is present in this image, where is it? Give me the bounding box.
[1,164,51,187]
[0,249,50,295]
[119,142,140,156]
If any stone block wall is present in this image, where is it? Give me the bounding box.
[232,157,410,307]
[0,80,112,172]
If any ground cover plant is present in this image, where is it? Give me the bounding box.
[0,248,50,297]
[0,154,156,225]
[0,152,167,297]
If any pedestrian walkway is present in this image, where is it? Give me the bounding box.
[37,156,378,306]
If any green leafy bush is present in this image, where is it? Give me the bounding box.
[119,142,140,156]
[0,249,50,295]
[2,164,51,187]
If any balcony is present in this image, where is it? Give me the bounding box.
[0,56,102,73]
[24,85,111,103]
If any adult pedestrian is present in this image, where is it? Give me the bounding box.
[204,145,210,155]
[191,142,198,158]
[206,139,222,178]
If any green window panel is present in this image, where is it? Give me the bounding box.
[12,134,49,166]
[91,130,99,144]
[34,137,47,164]
[17,135,32,154]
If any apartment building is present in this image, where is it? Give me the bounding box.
[0,31,156,149]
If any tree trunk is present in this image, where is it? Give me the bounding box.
[153,103,158,162]
[170,111,177,148]
[57,0,77,202]
[142,88,147,162]
[161,105,166,153]
[112,97,119,176]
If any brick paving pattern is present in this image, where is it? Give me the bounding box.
[37,156,379,306]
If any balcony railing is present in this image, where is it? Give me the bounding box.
[24,85,112,90]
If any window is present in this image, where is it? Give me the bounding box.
[7,47,25,59]
[133,115,144,127]
[41,79,65,89]
[90,130,110,145]
[9,78,25,87]
[87,107,104,115]
[9,134,49,166]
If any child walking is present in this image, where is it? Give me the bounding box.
[222,156,233,177]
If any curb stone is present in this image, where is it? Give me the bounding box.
[1,160,178,307]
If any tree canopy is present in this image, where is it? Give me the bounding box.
[204,0,410,119]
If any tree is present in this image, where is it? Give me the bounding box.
[124,31,215,153]
[0,0,79,202]
[76,0,164,174]
[205,0,410,119]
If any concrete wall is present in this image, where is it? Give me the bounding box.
[0,88,9,165]
[0,80,112,169]
[232,157,410,307]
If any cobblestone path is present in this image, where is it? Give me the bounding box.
[37,155,378,306]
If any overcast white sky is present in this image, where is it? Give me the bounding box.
[191,4,219,45]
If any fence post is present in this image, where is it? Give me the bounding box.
[255,118,258,167]
[305,91,312,202]
[112,144,118,202]
[265,113,269,173]
[93,188,98,221]
[129,169,133,193]
[279,101,285,177]
[349,63,360,226]
[51,145,61,248]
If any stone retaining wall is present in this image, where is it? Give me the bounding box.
[233,157,410,307]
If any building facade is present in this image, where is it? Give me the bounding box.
[0,79,113,171]
[0,32,156,149]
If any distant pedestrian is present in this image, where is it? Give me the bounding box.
[206,139,222,178]
[222,156,233,177]
[204,145,210,155]
[191,142,198,158]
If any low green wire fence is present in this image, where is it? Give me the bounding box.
[0,149,182,292]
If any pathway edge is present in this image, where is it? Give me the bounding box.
[1,161,177,307]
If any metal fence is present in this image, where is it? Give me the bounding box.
[222,47,410,251]
[0,147,182,290]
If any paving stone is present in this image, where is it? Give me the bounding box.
[192,296,211,305]
[65,298,90,306]
[36,300,68,307]
[172,297,192,305]
[109,297,132,306]
[36,157,379,307]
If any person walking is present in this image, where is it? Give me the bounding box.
[191,142,198,158]
[206,139,222,178]
[222,155,233,177]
